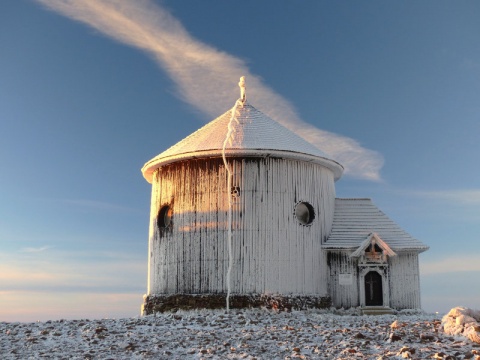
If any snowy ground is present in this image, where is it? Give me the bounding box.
[1,308,479,359]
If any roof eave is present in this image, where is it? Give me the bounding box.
[142,149,344,183]
[323,245,430,253]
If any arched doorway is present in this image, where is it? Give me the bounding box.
[364,271,383,306]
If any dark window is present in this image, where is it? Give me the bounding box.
[157,205,172,229]
[295,202,315,225]
[231,186,241,198]
[366,244,382,253]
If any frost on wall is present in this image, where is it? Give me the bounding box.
[327,251,359,308]
[147,157,336,297]
[388,252,421,309]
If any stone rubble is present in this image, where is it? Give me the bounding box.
[443,307,480,345]
[1,308,479,359]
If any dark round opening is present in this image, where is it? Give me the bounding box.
[295,202,315,225]
[157,205,172,229]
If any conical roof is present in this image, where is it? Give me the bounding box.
[142,101,343,183]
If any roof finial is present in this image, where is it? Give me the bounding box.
[238,76,246,102]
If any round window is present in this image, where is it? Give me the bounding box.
[157,205,172,229]
[295,202,315,225]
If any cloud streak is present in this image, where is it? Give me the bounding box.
[0,290,141,322]
[36,0,383,180]
[414,189,480,205]
[421,255,480,275]
[20,246,53,253]
[0,249,145,293]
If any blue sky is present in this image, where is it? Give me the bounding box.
[1,0,479,322]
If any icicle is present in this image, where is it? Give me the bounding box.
[222,76,246,311]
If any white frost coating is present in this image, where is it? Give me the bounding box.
[327,250,422,309]
[442,307,480,344]
[142,102,345,183]
[2,310,458,357]
[150,157,334,295]
[325,199,429,251]
[222,77,245,311]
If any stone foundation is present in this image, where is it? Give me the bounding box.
[141,293,331,315]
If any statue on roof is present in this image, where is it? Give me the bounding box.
[239,76,246,102]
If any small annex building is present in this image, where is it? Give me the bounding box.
[141,78,428,314]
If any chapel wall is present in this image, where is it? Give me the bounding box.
[388,252,421,309]
[327,251,359,308]
[147,157,336,296]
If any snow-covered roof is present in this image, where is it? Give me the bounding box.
[142,101,343,183]
[324,198,429,252]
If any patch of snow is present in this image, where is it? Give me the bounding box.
[1,308,479,359]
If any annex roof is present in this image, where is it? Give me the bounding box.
[324,198,429,252]
[142,101,344,183]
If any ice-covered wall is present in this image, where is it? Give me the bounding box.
[388,252,421,309]
[327,251,359,308]
[147,157,336,296]
[326,250,422,310]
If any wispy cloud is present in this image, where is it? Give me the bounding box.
[0,248,146,321]
[20,246,53,253]
[413,189,480,205]
[0,290,141,322]
[421,255,480,275]
[35,0,383,181]
[0,249,145,292]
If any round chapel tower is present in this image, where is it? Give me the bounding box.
[141,78,343,313]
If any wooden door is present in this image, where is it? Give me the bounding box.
[365,271,383,306]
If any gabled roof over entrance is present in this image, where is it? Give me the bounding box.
[350,232,397,258]
[142,101,344,183]
[324,198,429,252]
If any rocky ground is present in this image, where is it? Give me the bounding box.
[1,308,479,359]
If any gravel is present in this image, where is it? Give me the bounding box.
[1,308,479,359]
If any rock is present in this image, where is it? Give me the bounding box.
[389,333,402,342]
[125,343,136,351]
[462,315,478,325]
[26,336,37,343]
[446,307,469,318]
[443,307,480,344]
[420,333,435,341]
[467,327,480,344]
[95,326,107,334]
[398,346,415,355]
